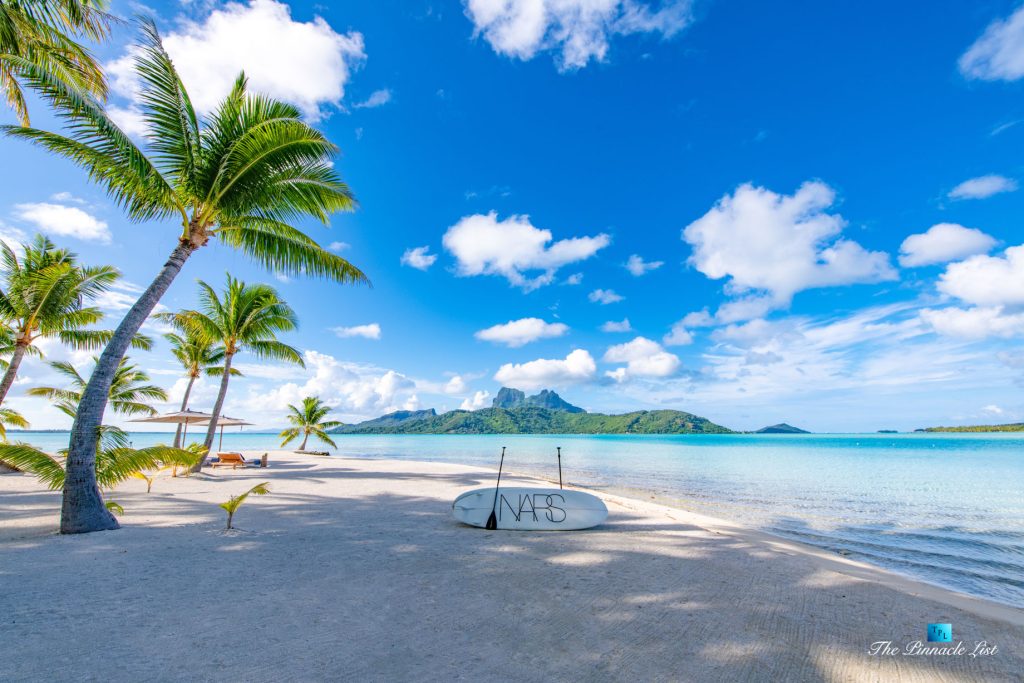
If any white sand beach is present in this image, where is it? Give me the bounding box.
[1,451,1021,682]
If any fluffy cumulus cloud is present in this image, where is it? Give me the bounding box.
[494,348,596,390]
[460,390,492,410]
[625,254,663,276]
[948,174,1018,200]
[662,320,693,346]
[601,318,632,332]
[603,336,680,381]
[920,306,1024,339]
[464,0,694,70]
[938,246,1024,306]
[331,323,382,339]
[107,0,365,122]
[401,246,438,270]
[959,5,1024,81]
[475,317,569,347]
[443,212,609,290]
[898,223,997,267]
[13,202,110,243]
[251,351,419,422]
[682,182,896,320]
[588,288,623,304]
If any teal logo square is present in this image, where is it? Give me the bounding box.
[927,623,952,643]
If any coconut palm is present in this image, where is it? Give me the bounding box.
[2,19,365,533]
[27,356,167,419]
[163,276,302,468]
[165,329,238,447]
[0,405,28,440]
[0,235,148,405]
[279,396,341,451]
[0,0,113,124]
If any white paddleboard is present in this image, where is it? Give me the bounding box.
[452,487,608,530]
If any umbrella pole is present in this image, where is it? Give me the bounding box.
[183,421,188,445]
[219,424,224,451]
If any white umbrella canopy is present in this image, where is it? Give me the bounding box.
[200,415,255,451]
[129,410,215,445]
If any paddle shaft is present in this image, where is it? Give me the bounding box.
[557,447,563,489]
[486,447,506,530]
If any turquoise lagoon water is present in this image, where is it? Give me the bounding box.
[8,431,1024,609]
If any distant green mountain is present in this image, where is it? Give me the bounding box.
[919,423,1024,433]
[756,423,810,434]
[330,389,731,435]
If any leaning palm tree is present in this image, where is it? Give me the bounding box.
[163,276,303,467]
[279,396,341,451]
[0,0,113,124]
[0,235,147,405]
[2,19,365,533]
[165,329,238,447]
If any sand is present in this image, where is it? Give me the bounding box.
[1,451,1021,682]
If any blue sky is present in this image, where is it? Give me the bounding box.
[3,0,1024,432]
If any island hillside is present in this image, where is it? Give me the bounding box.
[918,423,1024,433]
[330,388,731,435]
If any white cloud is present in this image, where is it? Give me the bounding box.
[460,390,491,410]
[464,0,694,70]
[564,272,584,285]
[494,348,597,390]
[475,317,569,347]
[444,375,468,394]
[13,202,111,243]
[49,192,86,204]
[0,222,29,253]
[106,104,149,137]
[959,5,1024,81]
[682,181,896,321]
[251,351,418,421]
[603,336,680,381]
[898,223,997,267]
[328,241,350,252]
[331,323,381,339]
[353,88,392,109]
[107,0,366,121]
[938,245,1024,306]
[663,321,693,346]
[948,174,1018,200]
[401,245,438,270]
[920,306,1024,340]
[601,318,632,333]
[443,211,609,290]
[589,288,624,304]
[625,254,664,276]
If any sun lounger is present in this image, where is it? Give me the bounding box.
[212,452,247,469]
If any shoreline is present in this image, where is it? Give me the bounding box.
[448,459,1024,628]
[2,450,1021,681]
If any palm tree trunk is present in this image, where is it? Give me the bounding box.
[200,351,233,469]
[0,342,28,405]
[173,374,197,448]
[62,240,197,534]
[300,432,309,450]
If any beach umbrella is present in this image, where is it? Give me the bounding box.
[129,409,214,445]
[203,415,254,451]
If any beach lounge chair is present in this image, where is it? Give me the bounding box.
[212,452,247,469]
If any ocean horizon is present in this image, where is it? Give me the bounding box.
[12,430,1024,610]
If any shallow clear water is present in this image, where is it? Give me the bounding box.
[9,431,1024,608]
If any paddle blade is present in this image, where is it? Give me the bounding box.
[485,511,497,530]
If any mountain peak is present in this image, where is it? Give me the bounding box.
[491,387,585,413]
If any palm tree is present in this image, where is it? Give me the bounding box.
[280,396,341,451]
[28,356,167,419]
[0,235,148,405]
[2,19,365,533]
[0,0,112,124]
[165,329,238,447]
[0,405,28,441]
[164,276,303,468]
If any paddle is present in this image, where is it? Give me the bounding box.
[557,446,563,489]
[485,446,506,530]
